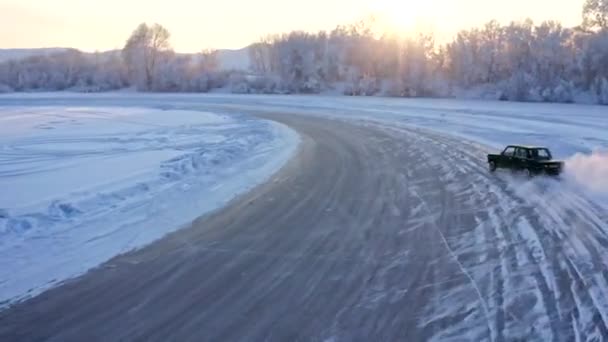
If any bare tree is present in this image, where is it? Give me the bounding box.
[249,41,270,73]
[199,49,219,72]
[122,23,172,90]
[583,0,608,31]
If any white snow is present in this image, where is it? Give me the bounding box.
[4,93,606,154]
[2,93,607,201]
[0,105,299,305]
[0,93,606,312]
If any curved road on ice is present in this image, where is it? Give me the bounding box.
[2,113,608,341]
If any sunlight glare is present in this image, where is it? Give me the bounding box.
[369,0,439,34]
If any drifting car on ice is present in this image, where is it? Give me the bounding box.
[487,145,564,177]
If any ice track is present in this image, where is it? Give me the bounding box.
[2,113,607,341]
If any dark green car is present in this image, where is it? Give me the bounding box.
[487,145,564,176]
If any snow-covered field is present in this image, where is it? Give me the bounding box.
[0,93,607,309]
[0,105,298,305]
[3,93,606,156]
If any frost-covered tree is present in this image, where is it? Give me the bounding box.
[573,29,608,92]
[199,49,219,73]
[122,23,172,90]
[249,40,273,74]
[583,0,608,31]
[89,52,129,91]
[595,77,608,104]
[0,62,11,92]
[385,34,437,97]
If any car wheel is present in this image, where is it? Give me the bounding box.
[489,161,497,172]
[524,168,532,178]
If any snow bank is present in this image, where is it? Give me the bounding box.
[0,106,298,306]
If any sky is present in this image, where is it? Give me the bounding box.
[0,0,586,52]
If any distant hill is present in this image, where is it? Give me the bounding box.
[217,48,250,71]
[0,47,250,71]
[0,48,70,62]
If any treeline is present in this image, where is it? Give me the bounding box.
[1,0,608,105]
[0,49,128,92]
[0,24,226,93]
[246,5,608,104]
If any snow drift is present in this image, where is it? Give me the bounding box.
[0,106,299,306]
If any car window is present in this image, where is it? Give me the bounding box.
[515,148,528,158]
[503,147,515,156]
[529,148,551,160]
[537,149,550,159]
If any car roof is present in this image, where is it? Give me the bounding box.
[506,145,549,149]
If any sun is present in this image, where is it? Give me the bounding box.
[368,0,436,33]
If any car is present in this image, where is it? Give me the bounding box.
[487,145,564,176]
